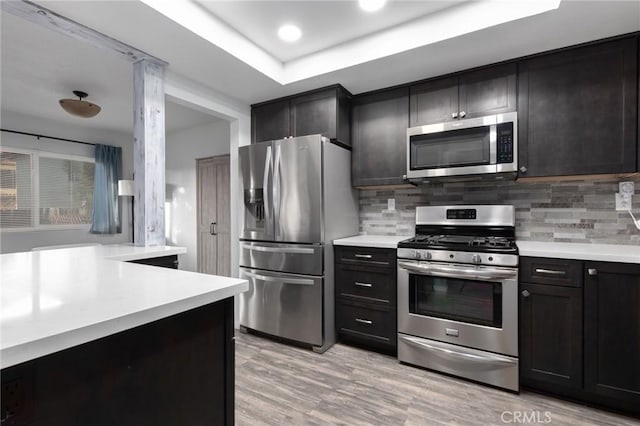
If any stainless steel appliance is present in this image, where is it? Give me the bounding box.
[238,134,359,353]
[397,205,519,391]
[406,112,517,180]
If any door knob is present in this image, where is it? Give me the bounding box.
[522,290,531,298]
[519,166,528,173]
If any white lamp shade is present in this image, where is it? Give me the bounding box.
[118,179,135,197]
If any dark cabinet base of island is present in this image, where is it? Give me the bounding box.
[1,298,234,426]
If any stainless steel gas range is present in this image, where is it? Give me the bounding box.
[397,205,519,392]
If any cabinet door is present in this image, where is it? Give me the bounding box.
[290,88,337,140]
[352,87,409,186]
[458,63,516,119]
[336,263,396,306]
[251,99,290,143]
[520,282,583,390]
[584,261,640,407]
[518,38,638,177]
[409,76,458,126]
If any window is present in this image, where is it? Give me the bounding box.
[0,149,95,230]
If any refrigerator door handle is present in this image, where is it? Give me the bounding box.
[273,142,282,239]
[241,243,316,254]
[263,145,272,235]
[243,271,315,286]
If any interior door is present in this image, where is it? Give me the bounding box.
[197,155,231,276]
[274,135,322,243]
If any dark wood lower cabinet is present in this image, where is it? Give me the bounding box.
[584,262,640,412]
[336,299,396,352]
[335,246,397,354]
[1,298,235,426]
[520,257,640,417]
[520,282,583,389]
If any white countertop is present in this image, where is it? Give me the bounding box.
[1,244,248,369]
[333,235,411,249]
[517,241,640,264]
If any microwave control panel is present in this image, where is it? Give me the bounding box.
[497,122,514,164]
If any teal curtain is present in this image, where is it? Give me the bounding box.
[90,144,122,234]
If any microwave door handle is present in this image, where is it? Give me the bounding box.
[489,124,497,165]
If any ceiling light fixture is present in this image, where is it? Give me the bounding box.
[359,0,387,12]
[59,90,101,118]
[278,24,302,42]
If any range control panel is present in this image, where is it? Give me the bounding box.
[446,209,477,220]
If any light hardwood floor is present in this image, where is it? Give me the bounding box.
[235,332,640,426]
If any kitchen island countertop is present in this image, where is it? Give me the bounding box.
[1,244,248,369]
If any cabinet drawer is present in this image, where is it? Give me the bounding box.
[336,301,396,346]
[335,246,395,267]
[336,264,395,305]
[520,257,582,287]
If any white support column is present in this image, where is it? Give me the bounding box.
[133,59,166,246]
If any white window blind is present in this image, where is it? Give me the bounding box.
[0,151,33,228]
[0,149,95,230]
[39,156,94,226]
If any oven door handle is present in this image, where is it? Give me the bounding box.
[399,335,517,366]
[398,261,517,280]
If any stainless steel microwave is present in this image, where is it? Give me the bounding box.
[406,112,517,179]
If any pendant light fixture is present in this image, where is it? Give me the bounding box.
[59,90,101,118]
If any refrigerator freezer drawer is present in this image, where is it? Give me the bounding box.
[239,241,323,276]
[239,267,323,346]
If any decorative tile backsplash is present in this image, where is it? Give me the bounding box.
[359,177,640,245]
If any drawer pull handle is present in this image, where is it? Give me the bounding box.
[354,282,373,288]
[588,268,598,276]
[535,268,566,276]
[354,254,373,259]
[355,318,373,325]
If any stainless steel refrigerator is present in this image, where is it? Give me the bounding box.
[238,134,359,353]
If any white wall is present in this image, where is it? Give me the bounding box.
[0,110,134,253]
[164,71,251,280]
[165,119,230,272]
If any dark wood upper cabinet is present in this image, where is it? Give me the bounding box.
[251,99,289,145]
[409,76,458,126]
[518,37,638,178]
[352,87,409,187]
[251,85,351,146]
[458,63,517,119]
[410,63,516,126]
[584,261,640,410]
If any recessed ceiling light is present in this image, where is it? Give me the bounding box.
[278,24,302,42]
[359,0,387,12]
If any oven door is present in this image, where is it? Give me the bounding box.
[397,260,518,356]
